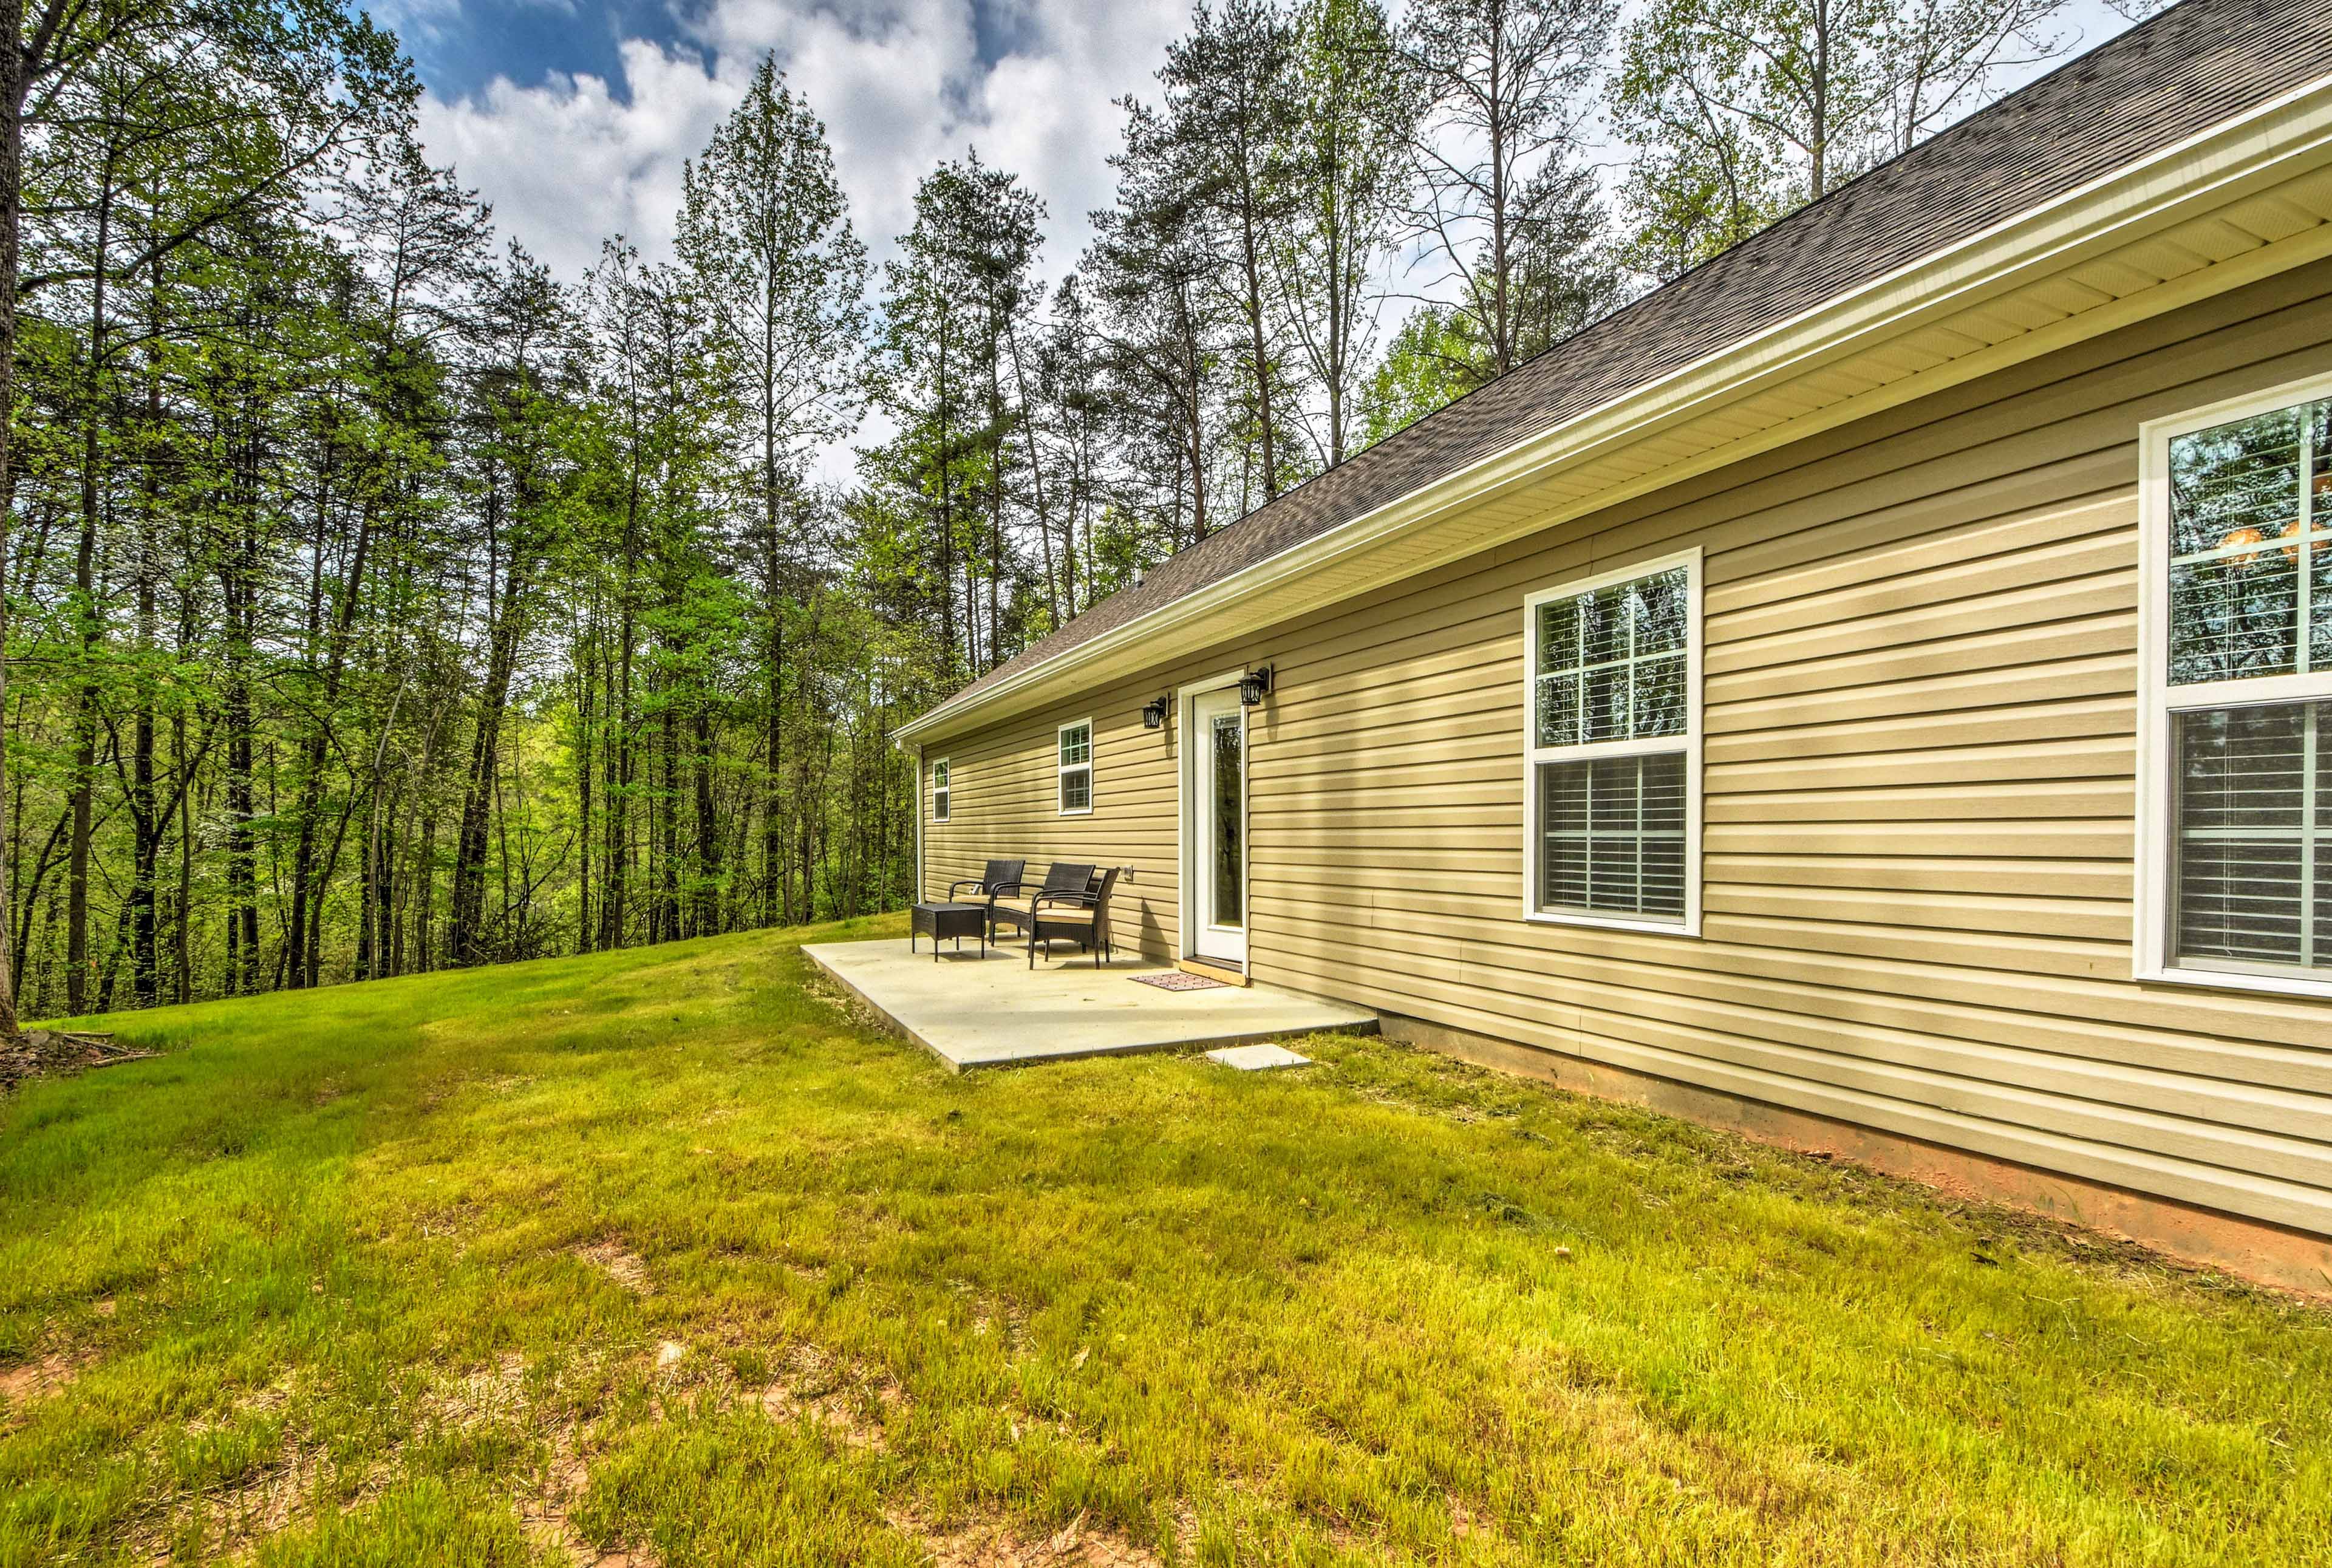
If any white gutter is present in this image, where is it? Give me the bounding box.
[900,70,2332,747]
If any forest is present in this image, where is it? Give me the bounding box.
[0,0,2105,1026]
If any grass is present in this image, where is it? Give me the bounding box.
[1,916,2327,1566]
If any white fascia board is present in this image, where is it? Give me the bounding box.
[899,74,2332,749]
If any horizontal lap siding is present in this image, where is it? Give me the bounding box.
[922,667,1192,957]
[919,258,2332,1236]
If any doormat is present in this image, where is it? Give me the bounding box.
[1132,970,1230,992]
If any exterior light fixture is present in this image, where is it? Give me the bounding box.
[1238,666,1274,707]
[1142,695,1170,729]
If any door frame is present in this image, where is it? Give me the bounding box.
[1177,669,1249,967]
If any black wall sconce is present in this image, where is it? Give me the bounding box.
[1141,695,1170,729]
[1238,665,1274,706]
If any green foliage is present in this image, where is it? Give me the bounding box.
[1612,0,2073,282]
[1359,305,1479,448]
[1276,0,1420,468]
[1402,0,1623,380]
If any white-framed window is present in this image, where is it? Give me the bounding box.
[2138,371,2332,997]
[1522,548,1702,934]
[1057,719,1093,815]
[930,757,950,824]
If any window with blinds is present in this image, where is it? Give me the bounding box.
[931,759,950,823]
[2174,702,2332,972]
[1524,556,1699,929]
[2156,384,2332,983]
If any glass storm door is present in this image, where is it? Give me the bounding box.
[1190,689,1247,966]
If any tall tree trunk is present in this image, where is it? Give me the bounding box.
[1238,182,1277,500]
[605,593,633,948]
[0,0,35,1035]
[66,162,114,1015]
[657,677,679,942]
[692,699,717,936]
[449,503,529,967]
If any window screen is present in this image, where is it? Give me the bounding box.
[2175,700,2332,973]
[1539,753,1687,919]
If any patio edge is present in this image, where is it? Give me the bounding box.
[803,942,1379,1071]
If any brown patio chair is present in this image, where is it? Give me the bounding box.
[1029,865,1122,969]
[989,862,1095,945]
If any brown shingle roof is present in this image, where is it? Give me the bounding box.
[922,0,2332,726]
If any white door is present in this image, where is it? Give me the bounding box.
[1188,688,1247,967]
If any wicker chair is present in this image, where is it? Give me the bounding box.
[1028,865,1122,969]
[947,858,1026,923]
[989,862,1095,946]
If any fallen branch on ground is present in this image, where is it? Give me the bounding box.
[0,1029,159,1089]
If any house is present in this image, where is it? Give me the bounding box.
[898,0,2332,1294]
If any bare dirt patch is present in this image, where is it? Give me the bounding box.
[895,1510,1162,1567]
[522,1437,660,1568]
[132,1444,367,1566]
[428,1350,534,1428]
[576,1239,652,1294]
[754,1343,904,1451]
[0,1351,82,1406]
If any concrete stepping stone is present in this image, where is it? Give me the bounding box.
[1204,1043,1311,1071]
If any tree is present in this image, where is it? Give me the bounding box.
[874,152,1043,678]
[1086,103,1232,548]
[0,0,404,1030]
[1612,0,2072,281]
[1359,304,1477,447]
[446,245,576,968]
[1276,0,1419,469]
[677,57,868,926]
[1403,0,1620,386]
[1155,0,1303,504]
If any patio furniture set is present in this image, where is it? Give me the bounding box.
[910,858,1124,967]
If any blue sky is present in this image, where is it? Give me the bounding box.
[387,0,1052,102]
[384,1,692,102]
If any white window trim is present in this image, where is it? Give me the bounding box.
[1057,717,1094,817]
[930,757,950,825]
[1520,547,1703,937]
[2136,367,2332,999]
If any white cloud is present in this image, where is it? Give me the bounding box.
[417,39,750,280]
[415,0,1183,288]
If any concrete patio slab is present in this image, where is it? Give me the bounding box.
[804,938,1376,1069]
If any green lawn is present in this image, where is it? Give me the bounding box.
[1,918,2325,1566]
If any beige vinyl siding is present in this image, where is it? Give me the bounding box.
[922,666,1193,958]
[920,256,2332,1238]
